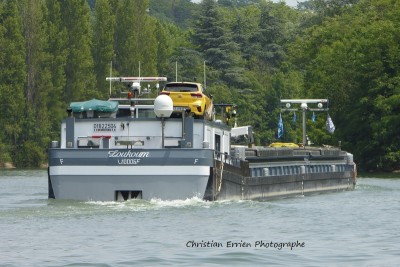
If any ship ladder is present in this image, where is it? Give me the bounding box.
[213,157,224,200]
[351,163,357,186]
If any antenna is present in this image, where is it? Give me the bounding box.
[109,61,112,96]
[175,61,178,82]
[204,61,206,88]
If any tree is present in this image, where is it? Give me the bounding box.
[218,0,263,7]
[230,5,260,62]
[93,0,115,98]
[0,0,26,164]
[62,0,96,102]
[154,21,204,82]
[154,21,173,78]
[17,0,52,167]
[44,0,68,135]
[148,0,198,29]
[114,0,157,77]
[192,0,245,86]
[254,1,286,72]
[288,0,400,171]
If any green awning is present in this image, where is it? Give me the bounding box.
[70,99,118,113]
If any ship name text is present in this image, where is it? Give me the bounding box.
[108,150,149,165]
[108,150,150,158]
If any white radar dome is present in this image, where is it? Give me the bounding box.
[154,94,173,118]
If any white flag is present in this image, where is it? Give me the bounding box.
[326,114,335,134]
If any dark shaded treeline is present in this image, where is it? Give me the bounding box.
[0,0,399,172]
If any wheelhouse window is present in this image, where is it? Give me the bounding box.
[164,84,198,92]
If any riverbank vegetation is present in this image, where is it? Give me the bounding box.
[0,0,399,172]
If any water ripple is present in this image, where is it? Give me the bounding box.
[1,171,399,266]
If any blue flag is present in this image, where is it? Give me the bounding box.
[293,112,296,123]
[312,111,316,122]
[278,113,284,139]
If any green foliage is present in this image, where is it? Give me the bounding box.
[44,0,68,133]
[149,0,198,29]
[93,0,115,99]
[0,0,26,161]
[289,0,400,171]
[15,140,45,168]
[114,0,157,76]
[62,0,97,101]
[192,0,246,87]
[0,0,399,172]
[154,21,172,77]
[0,142,12,166]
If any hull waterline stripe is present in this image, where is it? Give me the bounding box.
[50,165,210,176]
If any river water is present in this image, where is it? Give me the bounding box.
[0,169,399,266]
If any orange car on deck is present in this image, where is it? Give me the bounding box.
[160,82,213,120]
